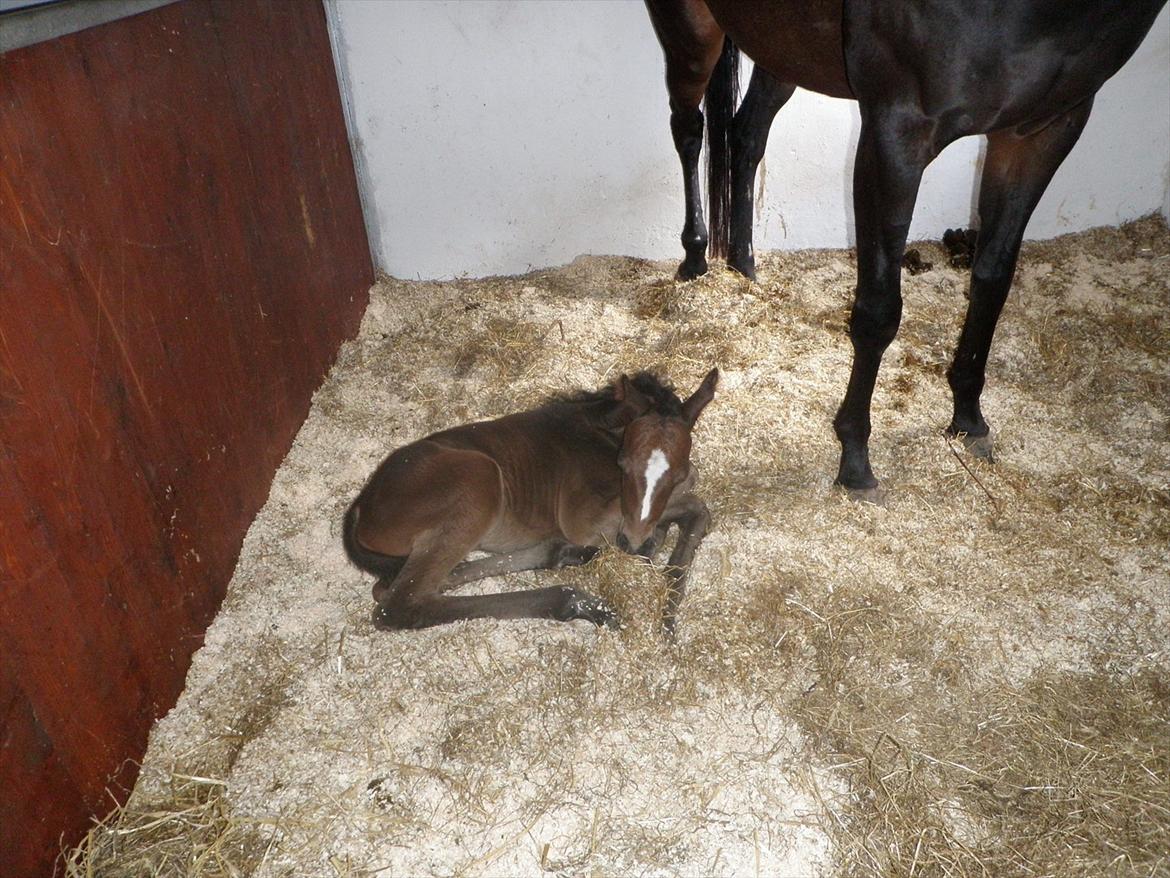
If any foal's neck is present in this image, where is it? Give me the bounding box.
[546,399,624,452]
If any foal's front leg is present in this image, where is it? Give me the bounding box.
[655,493,712,637]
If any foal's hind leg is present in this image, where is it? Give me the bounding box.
[377,530,615,631]
[727,68,794,279]
[833,108,932,497]
[441,540,600,591]
[947,101,1094,460]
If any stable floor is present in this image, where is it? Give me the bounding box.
[71,218,1169,877]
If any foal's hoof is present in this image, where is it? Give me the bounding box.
[372,604,412,631]
[558,588,620,629]
[555,544,601,568]
[837,483,888,506]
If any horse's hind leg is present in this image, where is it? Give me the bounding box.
[946,101,1094,460]
[646,0,725,279]
[834,107,933,497]
[727,68,794,279]
[441,540,600,591]
[380,585,618,630]
[377,533,615,630]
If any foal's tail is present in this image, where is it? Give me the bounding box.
[342,502,405,579]
[705,36,740,260]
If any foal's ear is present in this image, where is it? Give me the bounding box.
[682,368,719,425]
[607,374,651,427]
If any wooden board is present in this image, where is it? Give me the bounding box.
[0,2,373,873]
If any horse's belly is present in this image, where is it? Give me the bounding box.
[560,498,622,549]
[706,0,853,99]
[478,520,558,555]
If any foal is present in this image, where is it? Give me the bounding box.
[344,370,717,632]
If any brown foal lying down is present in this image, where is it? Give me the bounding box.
[343,370,717,633]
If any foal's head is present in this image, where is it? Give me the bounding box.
[611,368,718,555]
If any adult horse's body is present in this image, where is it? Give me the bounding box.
[646,0,1166,497]
[345,371,717,633]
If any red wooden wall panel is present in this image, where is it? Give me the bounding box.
[0,2,373,874]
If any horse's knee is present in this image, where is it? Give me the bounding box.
[849,292,902,350]
[687,503,712,537]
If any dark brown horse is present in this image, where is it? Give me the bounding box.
[344,370,717,633]
[646,0,1166,498]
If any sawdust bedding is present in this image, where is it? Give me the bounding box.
[70,218,1169,877]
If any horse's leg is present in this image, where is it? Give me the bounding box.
[946,101,1094,460]
[727,67,794,279]
[646,0,725,279]
[379,578,617,630]
[376,529,616,630]
[834,108,932,498]
[366,450,616,629]
[441,540,600,591]
[659,494,711,637]
[627,522,672,561]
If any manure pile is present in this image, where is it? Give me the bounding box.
[67,218,1169,878]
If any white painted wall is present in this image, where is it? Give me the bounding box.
[326,0,1170,280]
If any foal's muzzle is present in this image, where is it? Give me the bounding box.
[616,530,654,557]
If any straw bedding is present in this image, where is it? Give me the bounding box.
[65,217,1169,877]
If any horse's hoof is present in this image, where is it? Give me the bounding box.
[555,544,601,568]
[837,483,888,506]
[728,255,757,281]
[677,258,708,281]
[961,432,995,462]
[372,604,407,631]
[559,588,620,629]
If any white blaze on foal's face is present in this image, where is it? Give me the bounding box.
[640,448,670,521]
[618,416,689,547]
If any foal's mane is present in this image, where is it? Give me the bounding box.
[546,372,684,418]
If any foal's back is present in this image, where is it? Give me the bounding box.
[353,401,619,556]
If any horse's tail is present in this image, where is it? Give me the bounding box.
[342,502,406,579]
[705,36,740,260]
